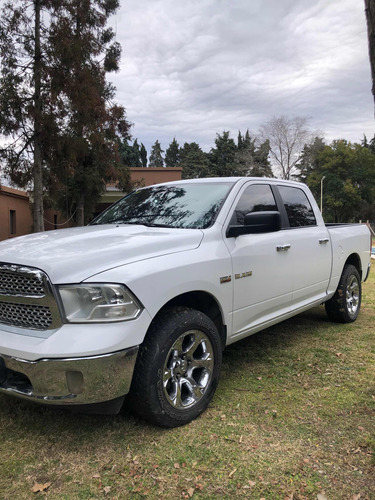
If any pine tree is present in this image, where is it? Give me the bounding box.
[47,0,131,225]
[180,143,210,179]
[165,138,180,167]
[149,140,164,168]
[0,0,131,227]
[209,131,240,176]
[252,140,274,177]
[132,139,143,167]
[140,143,148,167]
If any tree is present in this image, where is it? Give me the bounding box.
[365,0,375,107]
[165,138,180,167]
[149,140,164,168]
[132,139,143,168]
[209,131,242,176]
[259,116,314,180]
[140,143,147,167]
[180,142,210,179]
[297,136,325,183]
[362,133,375,153]
[0,0,51,231]
[47,0,130,225]
[120,139,136,166]
[306,140,375,222]
[235,130,273,177]
[252,139,274,177]
[0,0,131,228]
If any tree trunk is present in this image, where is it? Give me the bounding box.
[365,0,375,107]
[33,0,44,232]
[76,190,85,226]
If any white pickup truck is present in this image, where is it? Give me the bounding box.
[0,178,371,427]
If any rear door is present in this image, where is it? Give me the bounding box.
[276,185,331,309]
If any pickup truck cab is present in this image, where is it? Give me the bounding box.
[0,178,371,426]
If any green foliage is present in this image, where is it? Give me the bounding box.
[165,138,180,167]
[120,139,142,168]
[209,131,240,176]
[140,143,148,168]
[0,0,130,227]
[149,140,164,168]
[235,130,274,177]
[297,137,325,183]
[46,0,130,225]
[306,140,375,222]
[180,142,210,179]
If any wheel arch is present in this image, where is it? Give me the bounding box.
[344,253,362,279]
[150,291,227,348]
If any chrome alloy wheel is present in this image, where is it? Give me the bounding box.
[346,274,360,316]
[162,330,214,409]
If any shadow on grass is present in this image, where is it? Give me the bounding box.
[0,305,334,444]
[223,304,330,365]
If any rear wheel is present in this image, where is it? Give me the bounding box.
[128,307,222,427]
[325,264,361,323]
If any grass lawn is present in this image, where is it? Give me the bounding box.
[0,272,374,499]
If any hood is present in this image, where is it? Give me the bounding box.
[0,224,203,283]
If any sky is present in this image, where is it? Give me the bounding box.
[109,0,375,154]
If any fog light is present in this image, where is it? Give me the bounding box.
[66,371,84,394]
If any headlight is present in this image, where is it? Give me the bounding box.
[58,284,142,323]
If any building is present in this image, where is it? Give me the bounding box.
[96,167,183,214]
[0,185,32,241]
[0,167,182,241]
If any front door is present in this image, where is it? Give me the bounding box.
[224,183,294,340]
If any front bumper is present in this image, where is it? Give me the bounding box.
[0,346,139,407]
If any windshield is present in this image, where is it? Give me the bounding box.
[91,183,232,229]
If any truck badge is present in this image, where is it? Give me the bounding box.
[220,275,232,284]
[235,271,253,280]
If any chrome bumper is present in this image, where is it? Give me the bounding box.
[0,346,139,406]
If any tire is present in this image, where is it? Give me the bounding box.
[325,264,361,323]
[128,307,222,428]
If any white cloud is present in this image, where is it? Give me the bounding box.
[109,0,374,153]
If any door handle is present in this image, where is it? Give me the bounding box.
[319,238,329,244]
[276,244,291,252]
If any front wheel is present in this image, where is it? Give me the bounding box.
[325,264,361,323]
[128,307,222,427]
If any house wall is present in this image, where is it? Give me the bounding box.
[130,167,183,186]
[0,168,183,239]
[96,167,183,215]
[0,186,33,241]
[43,209,73,231]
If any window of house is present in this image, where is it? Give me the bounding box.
[9,210,16,235]
[278,186,316,227]
[230,184,277,225]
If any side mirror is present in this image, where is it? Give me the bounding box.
[227,211,281,238]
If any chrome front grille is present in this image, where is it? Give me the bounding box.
[0,302,52,330]
[0,268,44,296]
[0,263,61,332]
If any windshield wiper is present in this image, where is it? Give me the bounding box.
[105,220,177,228]
[141,222,176,228]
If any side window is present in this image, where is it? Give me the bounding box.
[278,186,316,227]
[231,184,277,225]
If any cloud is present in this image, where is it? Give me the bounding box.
[110,0,374,153]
